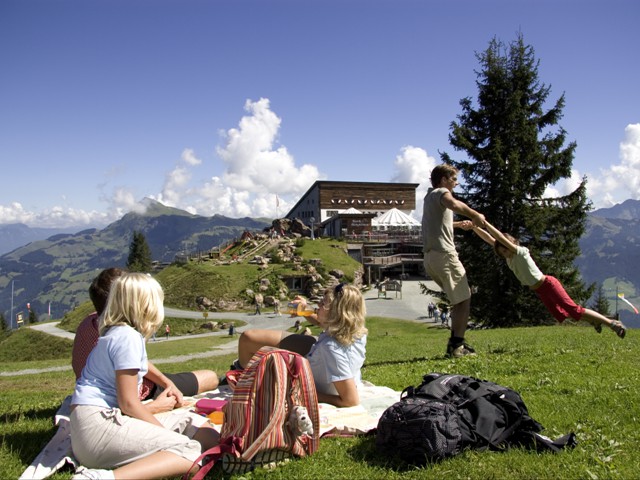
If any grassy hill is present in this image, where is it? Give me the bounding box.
[0,319,637,479]
[52,236,361,334]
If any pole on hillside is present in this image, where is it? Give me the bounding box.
[10,280,14,330]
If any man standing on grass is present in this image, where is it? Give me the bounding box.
[422,164,485,358]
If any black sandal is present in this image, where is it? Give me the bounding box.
[610,320,627,339]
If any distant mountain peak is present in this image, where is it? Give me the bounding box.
[591,198,640,220]
[133,198,199,218]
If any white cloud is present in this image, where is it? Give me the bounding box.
[109,188,146,216]
[0,202,34,225]
[391,145,438,220]
[181,148,202,166]
[0,201,111,228]
[216,98,321,195]
[159,97,322,218]
[115,98,322,220]
[545,123,640,208]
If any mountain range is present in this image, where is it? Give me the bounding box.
[0,224,83,256]
[0,199,270,322]
[574,199,640,328]
[1,198,638,327]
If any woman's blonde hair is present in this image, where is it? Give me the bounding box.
[100,272,165,340]
[325,283,367,346]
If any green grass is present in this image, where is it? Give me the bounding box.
[0,329,73,362]
[1,319,638,479]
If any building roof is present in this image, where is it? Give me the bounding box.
[342,207,363,214]
[372,207,420,227]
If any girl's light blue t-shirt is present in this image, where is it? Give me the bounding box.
[72,324,148,408]
[306,331,367,396]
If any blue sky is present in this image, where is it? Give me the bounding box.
[1,0,638,228]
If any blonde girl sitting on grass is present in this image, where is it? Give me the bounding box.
[70,273,218,480]
[236,283,368,407]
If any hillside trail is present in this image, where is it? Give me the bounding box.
[4,279,441,377]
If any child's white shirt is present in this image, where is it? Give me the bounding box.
[506,246,545,287]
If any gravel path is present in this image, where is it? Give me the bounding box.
[3,279,440,377]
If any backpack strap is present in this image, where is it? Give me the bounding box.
[184,436,242,480]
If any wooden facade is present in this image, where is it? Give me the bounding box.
[286,180,420,229]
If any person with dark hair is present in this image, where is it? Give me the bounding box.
[72,268,219,412]
[422,164,486,358]
[235,284,367,407]
[473,222,627,338]
[70,273,219,480]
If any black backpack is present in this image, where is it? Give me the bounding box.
[375,373,576,464]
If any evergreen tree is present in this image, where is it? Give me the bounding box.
[441,34,591,327]
[0,313,7,333]
[127,230,153,272]
[590,284,611,317]
[28,306,38,324]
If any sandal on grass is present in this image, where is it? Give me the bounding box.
[610,320,626,339]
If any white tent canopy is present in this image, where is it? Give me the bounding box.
[341,207,363,214]
[372,208,420,230]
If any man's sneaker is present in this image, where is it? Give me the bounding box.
[230,358,243,371]
[446,342,477,358]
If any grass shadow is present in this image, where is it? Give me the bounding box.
[364,351,460,368]
[346,435,438,473]
[1,404,60,424]
[2,422,59,465]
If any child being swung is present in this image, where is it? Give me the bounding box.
[473,222,626,338]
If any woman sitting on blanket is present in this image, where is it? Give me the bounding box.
[69,273,219,480]
[236,283,368,408]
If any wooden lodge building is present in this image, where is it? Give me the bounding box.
[285,180,424,283]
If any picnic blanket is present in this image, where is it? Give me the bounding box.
[20,381,400,479]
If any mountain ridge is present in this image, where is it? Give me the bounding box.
[0,199,270,320]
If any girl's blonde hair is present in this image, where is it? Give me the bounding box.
[100,272,165,340]
[325,283,367,346]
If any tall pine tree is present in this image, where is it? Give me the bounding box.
[590,284,611,317]
[441,34,591,326]
[127,230,153,273]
